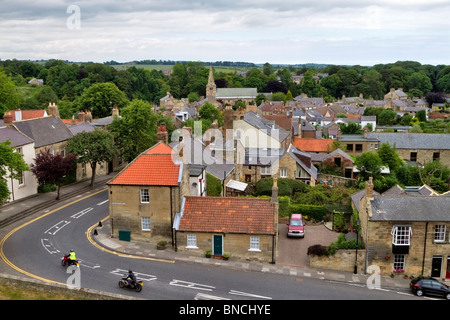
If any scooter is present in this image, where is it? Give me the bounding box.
[61,255,79,267]
[118,276,143,292]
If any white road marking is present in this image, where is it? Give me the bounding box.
[44,220,71,235]
[110,268,157,282]
[41,238,59,254]
[229,290,272,300]
[71,207,93,219]
[97,200,108,206]
[195,292,230,300]
[170,279,215,291]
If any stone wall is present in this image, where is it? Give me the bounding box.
[309,250,366,273]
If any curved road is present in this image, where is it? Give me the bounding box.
[1,189,418,301]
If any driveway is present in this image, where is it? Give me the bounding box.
[277,221,341,268]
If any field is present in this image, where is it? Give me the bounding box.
[111,64,255,74]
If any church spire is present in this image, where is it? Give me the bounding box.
[206,66,216,98]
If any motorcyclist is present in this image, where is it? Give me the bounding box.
[126,270,136,287]
[67,249,77,265]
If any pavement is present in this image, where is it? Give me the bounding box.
[0,172,414,295]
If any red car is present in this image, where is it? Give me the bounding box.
[287,214,305,238]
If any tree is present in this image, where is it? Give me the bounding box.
[30,149,76,200]
[339,122,363,134]
[66,129,118,186]
[377,109,398,126]
[77,82,129,118]
[377,142,403,172]
[0,69,21,113]
[0,141,30,203]
[355,151,383,181]
[109,99,159,162]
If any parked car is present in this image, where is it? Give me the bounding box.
[410,277,450,300]
[287,214,305,238]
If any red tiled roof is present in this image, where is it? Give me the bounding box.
[178,196,275,234]
[146,142,174,154]
[293,138,333,153]
[9,109,47,121]
[108,144,180,186]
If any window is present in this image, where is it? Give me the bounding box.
[393,255,405,272]
[17,171,24,186]
[141,217,151,231]
[410,152,417,162]
[249,236,260,252]
[280,168,287,178]
[391,225,412,246]
[140,189,150,203]
[433,152,440,161]
[347,144,353,152]
[434,225,446,243]
[260,166,271,175]
[355,144,363,152]
[186,234,197,249]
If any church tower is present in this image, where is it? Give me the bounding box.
[206,66,216,99]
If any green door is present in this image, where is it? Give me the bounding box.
[213,235,223,256]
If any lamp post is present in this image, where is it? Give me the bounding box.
[354,218,360,274]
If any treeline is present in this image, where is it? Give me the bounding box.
[1,59,449,120]
[103,60,257,68]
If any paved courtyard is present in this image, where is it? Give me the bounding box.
[277,222,341,268]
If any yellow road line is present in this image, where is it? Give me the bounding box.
[0,189,107,285]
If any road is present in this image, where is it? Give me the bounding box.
[0,189,419,302]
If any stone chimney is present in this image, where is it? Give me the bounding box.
[271,177,279,205]
[85,110,92,123]
[112,105,119,117]
[78,110,86,123]
[48,102,60,119]
[365,176,374,199]
[3,110,13,124]
[157,123,168,144]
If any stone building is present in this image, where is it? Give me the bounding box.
[107,142,189,245]
[173,179,279,263]
[355,178,450,279]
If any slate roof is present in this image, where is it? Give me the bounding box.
[0,126,34,147]
[370,196,450,222]
[108,142,181,186]
[367,133,450,150]
[216,88,257,99]
[176,196,275,234]
[13,116,73,148]
[243,112,290,143]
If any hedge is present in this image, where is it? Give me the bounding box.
[278,196,327,221]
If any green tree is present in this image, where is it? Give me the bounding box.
[378,109,398,126]
[0,140,30,203]
[66,129,118,186]
[0,69,21,113]
[339,122,363,134]
[77,82,129,118]
[109,99,159,163]
[377,142,404,172]
[355,151,383,181]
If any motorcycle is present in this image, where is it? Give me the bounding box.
[118,276,143,292]
[61,255,79,267]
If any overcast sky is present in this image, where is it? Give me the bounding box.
[1,0,449,66]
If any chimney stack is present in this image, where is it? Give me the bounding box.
[157,124,169,144]
[112,105,119,117]
[78,110,86,123]
[48,102,60,119]
[3,110,13,124]
[365,176,374,199]
[271,177,279,205]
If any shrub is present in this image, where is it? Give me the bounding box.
[307,244,330,257]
